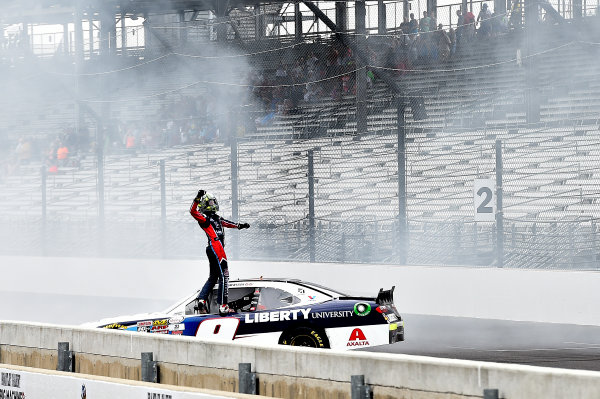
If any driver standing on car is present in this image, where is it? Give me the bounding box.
[190,190,250,315]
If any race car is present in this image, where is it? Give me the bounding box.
[88,278,404,350]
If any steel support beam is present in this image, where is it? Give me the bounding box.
[378,0,387,34]
[335,1,348,32]
[179,10,189,45]
[295,1,303,42]
[255,4,265,40]
[355,0,368,135]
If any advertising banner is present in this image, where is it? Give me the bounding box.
[0,367,236,399]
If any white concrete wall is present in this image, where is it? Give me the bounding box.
[2,256,600,325]
[2,322,600,399]
[0,364,260,399]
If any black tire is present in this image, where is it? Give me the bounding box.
[279,326,330,349]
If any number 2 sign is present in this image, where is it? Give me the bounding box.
[473,179,496,222]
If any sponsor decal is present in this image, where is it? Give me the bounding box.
[1,373,20,388]
[298,288,305,294]
[0,388,25,399]
[137,320,152,327]
[171,331,184,335]
[311,310,353,319]
[245,308,311,323]
[386,313,398,322]
[147,393,172,399]
[307,295,317,300]
[102,323,127,329]
[230,282,254,287]
[347,328,370,347]
[152,319,168,326]
[168,316,184,324]
[151,325,169,334]
[0,372,24,399]
[353,303,371,316]
[168,323,185,331]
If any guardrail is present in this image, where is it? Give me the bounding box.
[1,321,600,399]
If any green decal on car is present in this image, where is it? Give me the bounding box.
[353,302,371,316]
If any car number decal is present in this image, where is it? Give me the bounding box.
[195,318,240,341]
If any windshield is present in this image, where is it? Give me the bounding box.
[161,290,200,315]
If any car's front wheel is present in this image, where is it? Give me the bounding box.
[279,326,330,349]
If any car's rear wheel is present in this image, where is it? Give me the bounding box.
[279,326,330,349]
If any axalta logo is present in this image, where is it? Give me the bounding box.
[347,328,369,347]
[245,308,311,323]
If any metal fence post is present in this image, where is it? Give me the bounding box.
[160,159,166,258]
[238,363,257,394]
[351,375,371,399]
[41,165,47,256]
[483,388,499,399]
[308,150,315,262]
[495,140,504,268]
[141,352,158,383]
[397,97,407,264]
[57,342,74,372]
[231,137,239,259]
[351,375,364,399]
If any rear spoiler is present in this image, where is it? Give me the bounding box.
[376,286,395,305]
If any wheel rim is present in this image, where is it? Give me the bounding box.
[290,334,318,347]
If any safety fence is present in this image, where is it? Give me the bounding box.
[2,122,600,270]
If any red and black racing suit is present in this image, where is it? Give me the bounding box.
[190,199,241,307]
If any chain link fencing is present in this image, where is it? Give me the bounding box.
[1,2,600,270]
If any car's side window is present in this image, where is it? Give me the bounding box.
[211,287,256,313]
[258,288,300,310]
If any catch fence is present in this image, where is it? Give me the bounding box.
[2,126,600,270]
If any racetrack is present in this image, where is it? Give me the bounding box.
[364,314,600,372]
[3,291,600,372]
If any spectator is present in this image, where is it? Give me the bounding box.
[56,142,69,166]
[419,11,432,33]
[449,27,457,56]
[409,13,419,36]
[477,4,493,38]
[124,131,136,150]
[455,9,465,50]
[275,62,287,81]
[435,24,452,61]
[306,52,318,71]
[400,16,410,35]
[15,137,32,164]
[463,8,476,42]
[429,12,438,33]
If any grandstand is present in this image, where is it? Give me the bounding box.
[0,0,599,268]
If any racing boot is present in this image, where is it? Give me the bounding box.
[195,299,208,314]
[219,304,232,316]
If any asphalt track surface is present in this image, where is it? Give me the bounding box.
[3,292,600,372]
[363,314,600,372]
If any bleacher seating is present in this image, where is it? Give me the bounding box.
[1,20,599,266]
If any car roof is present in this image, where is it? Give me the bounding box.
[230,278,349,297]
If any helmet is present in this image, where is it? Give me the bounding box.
[198,193,219,213]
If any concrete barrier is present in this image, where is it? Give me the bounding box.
[2,321,600,399]
[2,256,600,326]
[0,363,262,399]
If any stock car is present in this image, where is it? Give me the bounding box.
[89,278,404,350]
